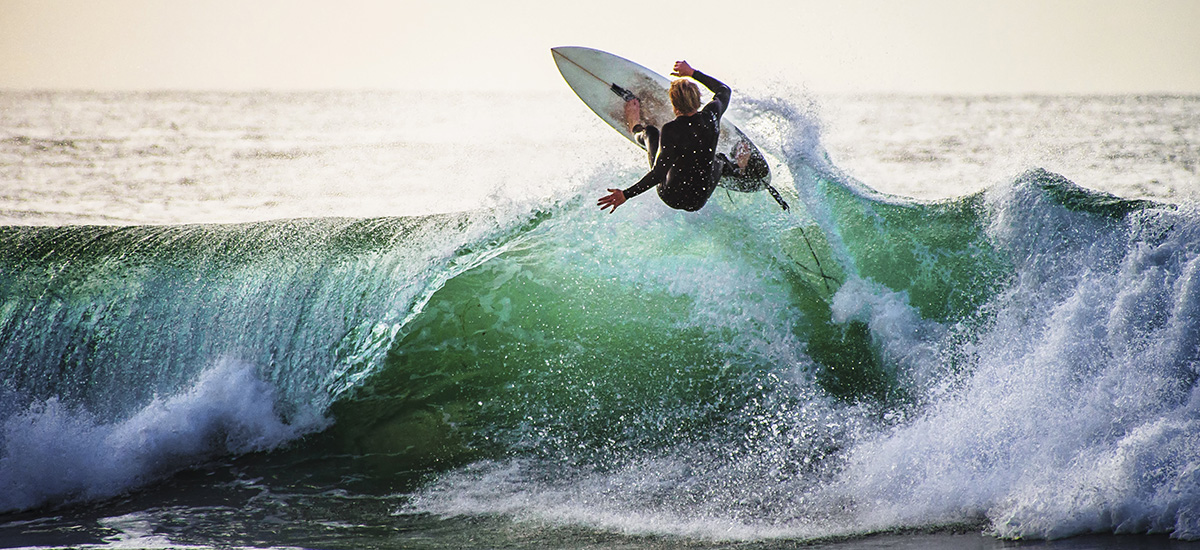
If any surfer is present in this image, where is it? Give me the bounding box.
[597,60,745,213]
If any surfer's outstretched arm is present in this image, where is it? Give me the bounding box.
[598,132,666,213]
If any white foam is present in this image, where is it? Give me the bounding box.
[831,276,948,390]
[836,192,1200,539]
[0,359,323,513]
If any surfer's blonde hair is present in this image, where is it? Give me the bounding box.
[669,79,701,115]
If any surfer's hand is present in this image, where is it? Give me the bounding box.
[671,61,695,78]
[598,188,626,213]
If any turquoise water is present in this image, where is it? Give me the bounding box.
[0,91,1198,548]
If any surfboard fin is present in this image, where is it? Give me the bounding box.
[610,83,637,102]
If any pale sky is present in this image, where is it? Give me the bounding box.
[1,0,1198,94]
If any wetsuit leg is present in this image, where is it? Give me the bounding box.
[634,125,661,169]
[709,156,728,189]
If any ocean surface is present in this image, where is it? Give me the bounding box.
[0,88,1198,549]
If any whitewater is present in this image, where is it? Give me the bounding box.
[0,89,1198,549]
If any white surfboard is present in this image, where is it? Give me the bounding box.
[551,46,787,209]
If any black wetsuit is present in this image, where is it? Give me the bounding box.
[623,70,730,212]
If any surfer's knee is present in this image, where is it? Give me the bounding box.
[634,128,648,148]
[635,125,659,145]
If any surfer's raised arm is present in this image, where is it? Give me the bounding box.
[672,61,731,119]
[670,60,694,78]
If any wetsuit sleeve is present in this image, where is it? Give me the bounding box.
[691,70,731,119]
[623,144,671,199]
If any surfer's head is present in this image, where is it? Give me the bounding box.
[669,79,701,116]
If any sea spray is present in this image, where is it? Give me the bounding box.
[834,177,1200,539]
[0,360,314,512]
[403,96,1200,542]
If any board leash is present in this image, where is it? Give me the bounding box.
[765,183,789,211]
[794,222,835,293]
[727,185,834,293]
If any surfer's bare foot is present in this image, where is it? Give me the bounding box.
[624,98,643,133]
[734,140,751,170]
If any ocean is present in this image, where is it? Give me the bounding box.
[0,88,1198,549]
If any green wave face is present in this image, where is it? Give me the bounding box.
[321,164,1038,475]
[323,203,853,476]
[0,214,521,423]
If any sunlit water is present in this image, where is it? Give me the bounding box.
[0,90,1198,550]
[3,91,1195,225]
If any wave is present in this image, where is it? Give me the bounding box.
[1,94,1198,543]
[0,210,540,510]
